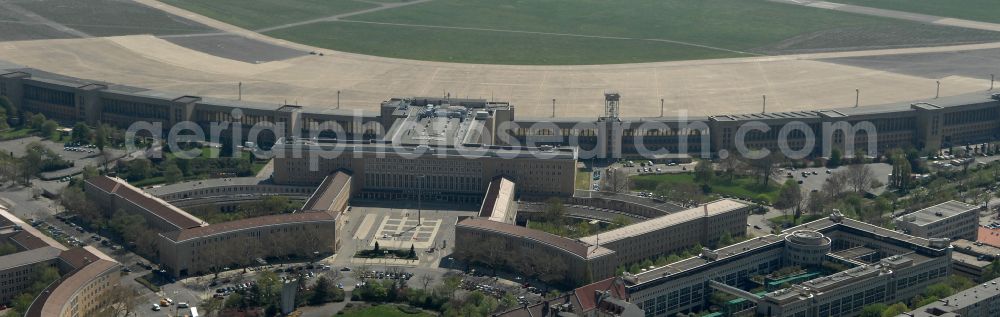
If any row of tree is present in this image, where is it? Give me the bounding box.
[859,275,974,317]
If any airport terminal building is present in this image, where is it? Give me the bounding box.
[3,67,1000,164]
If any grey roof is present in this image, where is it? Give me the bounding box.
[144,177,267,196]
[901,276,1000,317]
[578,199,746,245]
[275,138,579,160]
[627,216,940,287]
[896,200,977,227]
[0,246,61,271]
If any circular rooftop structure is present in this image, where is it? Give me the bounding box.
[785,230,832,266]
[786,230,831,246]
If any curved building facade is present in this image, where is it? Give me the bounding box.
[3,66,999,163]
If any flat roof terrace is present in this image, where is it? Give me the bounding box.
[627,216,942,287]
[897,201,978,227]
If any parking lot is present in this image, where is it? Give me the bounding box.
[777,163,893,196]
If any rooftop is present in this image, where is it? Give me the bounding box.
[628,216,941,287]
[896,200,978,227]
[578,199,747,245]
[0,246,61,271]
[952,239,1000,258]
[9,231,52,251]
[977,226,1000,248]
[86,176,207,230]
[30,257,118,317]
[768,264,885,301]
[274,138,578,160]
[584,192,685,214]
[479,176,516,223]
[160,211,337,243]
[58,246,114,271]
[301,171,352,212]
[951,252,991,269]
[144,177,272,196]
[900,276,1000,317]
[457,218,614,259]
[0,208,66,251]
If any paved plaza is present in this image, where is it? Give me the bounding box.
[371,214,442,249]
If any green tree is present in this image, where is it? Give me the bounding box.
[0,108,9,130]
[81,165,99,180]
[611,215,631,229]
[0,242,16,256]
[946,275,974,291]
[890,152,912,190]
[29,113,45,129]
[774,179,803,218]
[718,231,735,247]
[95,125,108,149]
[925,283,955,299]
[11,293,36,315]
[694,159,713,184]
[882,302,909,317]
[543,197,566,223]
[828,148,843,168]
[860,303,888,317]
[440,275,461,299]
[983,259,1000,281]
[41,119,58,139]
[309,276,332,305]
[0,96,17,124]
[224,292,244,309]
[255,271,282,307]
[72,122,92,144]
[125,158,153,181]
[163,160,183,184]
[806,190,826,215]
[915,295,939,307]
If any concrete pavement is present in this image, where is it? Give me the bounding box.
[0,0,994,118]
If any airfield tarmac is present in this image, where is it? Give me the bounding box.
[0,0,997,118]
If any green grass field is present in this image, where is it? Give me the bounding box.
[338,305,434,317]
[632,173,780,204]
[576,169,591,190]
[835,0,1000,24]
[166,0,1000,64]
[161,0,376,30]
